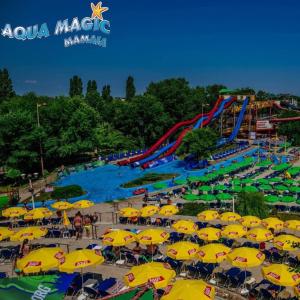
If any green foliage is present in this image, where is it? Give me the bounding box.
[278,110,300,146]
[5,168,21,180]
[126,76,136,100]
[0,68,15,102]
[69,75,83,97]
[102,85,112,101]
[179,202,208,216]
[177,128,218,160]
[86,80,98,96]
[121,173,178,188]
[50,185,84,200]
[236,192,269,218]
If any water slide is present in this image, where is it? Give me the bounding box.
[217,97,249,146]
[272,101,300,123]
[136,96,237,167]
[118,97,223,166]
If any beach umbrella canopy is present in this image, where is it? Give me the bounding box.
[262,217,284,230]
[246,228,274,242]
[197,243,230,263]
[230,186,242,193]
[183,194,201,201]
[220,212,241,222]
[172,220,198,235]
[227,247,265,268]
[242,186,259,193]
[72,200,94,209]
[285,220,300,231]
[153,182,167,190]
[241,178,253,185]
[198,186,212,192]
[137,229,169,245]
[264,195,279,203]
[159,205,179,216]
[23,208,53,220]
[63,211,71,226]
[16,247,65,274]
[51,201,73,210]
[258,185,273,191]
[284,179,295,185]
[161,279,215,300]
[256,161,272,167]
[2,207,27,218]
[166,241,199,260]
[124,262,176,289]
[174,179,187,185]
[139,205,159,217]
[232,179,241,185]
[199,194,216,202]
[197,227,221,242]
[272,163,291,171]
[281,196,296,203]
[222,224,247,239]
[0,227,15,241]
[262,264,300,287]
[59,249,104,273]
[274,185,288,192]
[239,216,261,228]
[119,207,139,218]
[290,186,300,193]
[256,178,269,185]
[10,227,48,242]
[273,234,300,251]
[102,229,136,247]
[216,193,232,201]
[268,177,282,183]
[214,185,227,191]
[197,210,219,221]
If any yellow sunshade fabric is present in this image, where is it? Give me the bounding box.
[124,262,176,289]
[197,227,221,242]
[23,208,53,220]
[2,207,27,218]
[59,249,104,273]
[159,205,179,216]
[246,227,274,242]
[172,220,198,235]
[140,205,159,217]
[137,229,169,245]
[161,279,215,300]
[262,264,300,287]
[197,243,230,263]
[261,217,284,230]
[51,201,73,210]
[285,220,300,231]
[166,241,199,260]
[227,247,265,268]
[16,247,65,274]
[102,229,136,247]
[221,224,247,239]
[197,210,219,221]
[273,234,300,251]
[10,227,48,241]
[119,207,139,218]
[63,210,71,226]
[239,215,261,228]
[220,212,241,222]
[72,200,94,209]
[0,227,15,241]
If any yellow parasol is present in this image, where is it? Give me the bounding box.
[0,227,15,241]
[2,207,27,218]
[239,215,261,228]
[246,227,274,242]
[119,207,139,218]
[102,229,136,247]
[159,205,179,216]
[261,217,284,230]
[72,200,94,209]
[137,229,169,245]
[197,210,219,221]
[284,220,300,231]
[197,243,230,263]
[166,241,199,260]
[172,220,198,235]
[197,227,221,242]
[139,205,159,217]
[219,212,241,222]
[51,201,73,210]
[63,210,71,226]
[227,247,265,268]
[273,234,300,251]
[10,227,48,241]
[221,224,247,239]
[23,208,53,220]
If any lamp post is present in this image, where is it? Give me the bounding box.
[21,173,39,209]
[36,103,47,179]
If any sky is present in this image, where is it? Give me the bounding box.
[0,0,300,97]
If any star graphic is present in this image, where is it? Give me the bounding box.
[91,2,109,20]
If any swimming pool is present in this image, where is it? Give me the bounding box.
[55,148,260,204]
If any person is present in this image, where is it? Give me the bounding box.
[19,239,30,258]
[154,217,162,226]
[132,242,143,263]
[83,214,92,238]
[146,244,160,257]
[73,212,83,240]
[129,216,138,224]
[259,241,266,250]
[92,212,98,224]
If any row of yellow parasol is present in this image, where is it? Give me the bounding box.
[1,200,94,219]
[119,205,179,218]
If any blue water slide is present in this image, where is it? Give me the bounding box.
[134,97,234,167]
[218,97,249,146]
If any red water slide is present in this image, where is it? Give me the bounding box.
[118,97,224,165]
[271,117,300,123]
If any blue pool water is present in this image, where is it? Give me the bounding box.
[55,148,259,204]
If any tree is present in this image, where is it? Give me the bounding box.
[236,192,269,218]
[86,80,98,96]
[206,84,227,108]
[177,128,218,160]
[69,75,83,97]
[0,68,15,102]
[277,111,300,146]
[126,76,136,100]
[102,85,112,101]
